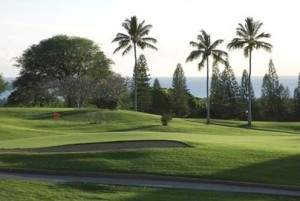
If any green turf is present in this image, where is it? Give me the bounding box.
[0,179,298,201]
[0,108,300,187]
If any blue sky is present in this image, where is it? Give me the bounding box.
[0,0,299,77]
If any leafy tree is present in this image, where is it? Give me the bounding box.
[112,16,157,111]
[133,54,152,112]
[12,35,112,107]
[171,63,190,117]
[187,95,207,118]
[210,65,240,119]
[294,73,300,120]
[186,30,228,124]
[54,75,97,108]
[151,78,167,114]
[95,73,130,109]
[228,17,272,126]
[220,64,240,119]
[0,74,8,95]
[239,69,255,119]
[261,59,286,120]
[210,65,224,118]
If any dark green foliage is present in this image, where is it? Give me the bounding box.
[10,35,112,107]
[171,64,190,117]
[107,100,120,110]
[161,113,172,126]
[187,95,206,118]
[0,74,8,95]
[112,16,157,111]
[220,65,240,119]
[151,78,169,114]
[210,65,240,119]
[210,65,224,118]
[133,54,152,112]
[238,69,256,120]
[261,60,289,120]
[294,73,300,120]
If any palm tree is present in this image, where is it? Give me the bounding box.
[186,30,228,124]
[227,17,272,127]
[112,16,157,111]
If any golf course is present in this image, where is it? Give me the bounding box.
[0,107,299,200]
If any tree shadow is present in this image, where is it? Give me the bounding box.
[0,150,152,173]
[207,154,300,187]
[54,182,299,201]
[107,125,161,132]
[210,121,300,135]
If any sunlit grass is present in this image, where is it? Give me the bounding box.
[0,108,299,187]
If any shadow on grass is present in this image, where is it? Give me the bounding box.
[209,120,300,135]
[53,182,299,201]
[207,153,300,187]
[107,125,161,132]
[0,151,300,188]
[0,151,150,172]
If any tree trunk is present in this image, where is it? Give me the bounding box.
[206,57,210,124]
[248,50,252,127]
[133,43,138,112]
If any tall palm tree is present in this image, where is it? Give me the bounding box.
[186,30,228,124]
[112,16,157,111]
[227,17,272,127]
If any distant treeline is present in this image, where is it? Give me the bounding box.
[0,35,299,121]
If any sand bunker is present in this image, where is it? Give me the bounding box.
[22,140,190,153]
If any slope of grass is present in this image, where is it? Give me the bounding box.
[1,179,298,201]
[0,108,300,187]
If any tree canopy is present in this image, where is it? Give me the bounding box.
[10,35,112,107]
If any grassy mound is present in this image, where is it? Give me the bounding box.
[0,108,300,187]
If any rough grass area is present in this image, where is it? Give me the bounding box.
[1,179,298,201]
[0,108,300,187]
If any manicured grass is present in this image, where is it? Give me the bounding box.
[0,179,298,201]
[0,108,300,187]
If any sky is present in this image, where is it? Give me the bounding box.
[0,0,299,78]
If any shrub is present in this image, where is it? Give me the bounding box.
[107,100,120,110]
[161,113,172,126]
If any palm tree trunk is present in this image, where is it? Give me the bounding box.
[248,50,252,126]
[206,57,210,124]
[133,43,138,112]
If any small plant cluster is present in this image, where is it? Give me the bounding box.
[161,113,172,126]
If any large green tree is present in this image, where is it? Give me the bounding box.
[210,65,240,119]
[171,63,190,117]
[210,65,223,118]
[11,35,112,107]
[186,30,228,124]
[220,64,240,119]
[294,73,300,120]
[261,59,287,120]
[228,17,272,126]
[112,16,157,111]
[151,78,167,115]
[0,74,8,95]
[133,54,152,112]
[239,69,255,119]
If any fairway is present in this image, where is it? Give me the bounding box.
[2,179,299,201]
[0,108,300,190]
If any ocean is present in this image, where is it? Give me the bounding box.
[1,76,299,99]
